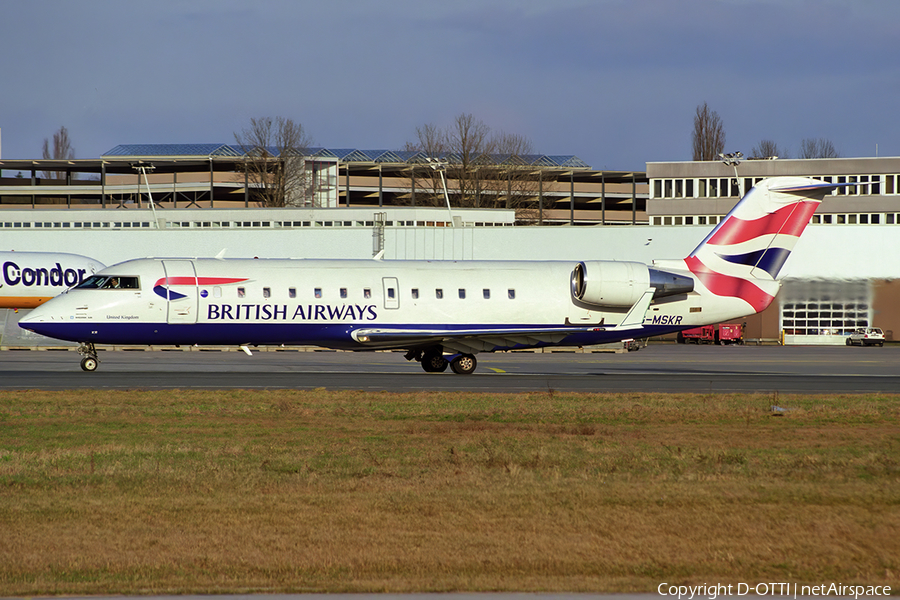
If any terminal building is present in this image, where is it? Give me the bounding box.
[1,144,898,346]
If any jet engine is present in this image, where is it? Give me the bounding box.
[571,261,694,308]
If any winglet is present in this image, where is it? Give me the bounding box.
[613,288,655,330]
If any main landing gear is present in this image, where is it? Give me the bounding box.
[77,342,99,372]
[406,347,478,374]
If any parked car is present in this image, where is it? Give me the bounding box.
[846,327,885,346]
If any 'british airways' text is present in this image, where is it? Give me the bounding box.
[206,303,377,321]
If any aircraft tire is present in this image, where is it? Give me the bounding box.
[80,357,98,372]
[421,351,449,373]
[450,354,477,375]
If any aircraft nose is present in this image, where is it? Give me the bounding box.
[17,303,50,325]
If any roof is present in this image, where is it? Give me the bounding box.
[103,144,592,169]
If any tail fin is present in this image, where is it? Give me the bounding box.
[683,177,847,312]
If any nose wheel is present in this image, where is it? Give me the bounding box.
[77,342,100,372]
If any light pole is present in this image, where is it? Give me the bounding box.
[427,158,454,227]
[719,151,744,197]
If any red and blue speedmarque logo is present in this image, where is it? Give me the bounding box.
[153,277,248,300]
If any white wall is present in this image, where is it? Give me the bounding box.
[3,222,897,279]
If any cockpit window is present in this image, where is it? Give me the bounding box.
[75,275,140,290]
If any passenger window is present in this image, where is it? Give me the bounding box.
[483,289,490,299]
[263,287,271,298]
[364,288,371,299]
[315,288,322,298]
[340,288,347,299]
[508,289,516,299]
[289,287,296,298]
[411,288,419,299]
[458,289,466,299]
[237,287,245,298]
[435,288,443,299]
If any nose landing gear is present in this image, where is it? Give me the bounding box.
[77,342,99,372]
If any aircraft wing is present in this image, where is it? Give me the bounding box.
[351,325,607,354]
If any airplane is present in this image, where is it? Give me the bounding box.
[19,176,844,374]
[0,251,105,310]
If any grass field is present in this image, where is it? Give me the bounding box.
[1,389,898,595]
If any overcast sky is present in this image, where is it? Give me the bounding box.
[1,0,898,170]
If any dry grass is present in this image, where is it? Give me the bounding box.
[0,389,898,594]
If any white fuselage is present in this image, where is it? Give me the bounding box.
[20,256,755,350]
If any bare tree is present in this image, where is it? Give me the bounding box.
[41,126,75,180]
[798,137,840,159]
[483,130,540,219]
[750,139,788,159]
[234,116,313,207]
[404,113,540,217]
[448,113,493,206]
[691,102,726,161]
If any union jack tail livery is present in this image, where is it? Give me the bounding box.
[678,177,844,313]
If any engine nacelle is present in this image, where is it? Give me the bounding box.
[571,261,694,308]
